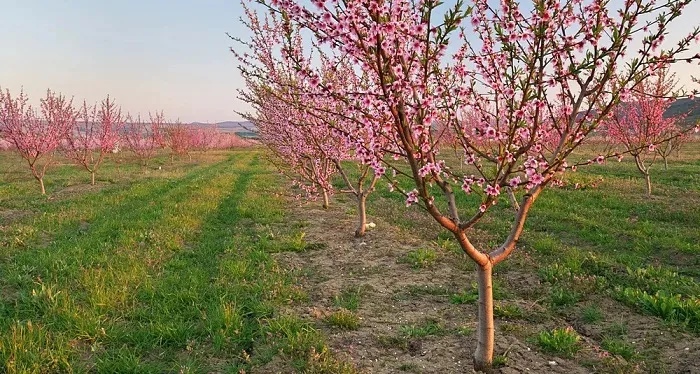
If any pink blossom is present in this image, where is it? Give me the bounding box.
[485,184,501,196]
[509,176,521,187]
[406,189,419,207]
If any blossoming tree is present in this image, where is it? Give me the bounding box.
[239,0,699,369]
[164,121,195,161]
[602,70,688,196]
[64,96,123,185]
[234,8,384,236]
[0,88,76,194]
[123,111,165,166]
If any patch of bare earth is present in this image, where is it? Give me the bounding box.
[274,200,590,373]
[0,208,32,224]
[273,194,700,373]
[48,183,108,200]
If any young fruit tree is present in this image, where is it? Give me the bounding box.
[215,132,253,149]
[0,88,76,194]
[656,132,687,170]
[249,87,340,209]
[242,83,381,235]
[191,125,218,152]
[240,0,699,370]
[601,71,688,196]
[123,112,165,166]
[165,122,194,161]
[64,96,123,185]
[233,10,383,236]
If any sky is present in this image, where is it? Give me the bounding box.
[0,0,255,123]
[1,1,698,123]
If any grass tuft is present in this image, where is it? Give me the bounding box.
[534,327,581,357]
[399,248,438,269]
[324,309,360,330]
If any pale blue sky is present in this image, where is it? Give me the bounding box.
[1,1,698,122]
[0,0,253,122]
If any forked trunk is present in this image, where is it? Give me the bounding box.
[355,194,367,237]
[322,189,330,209]
[633,155,653,197]
[30,164,46,195]
[474,262,495,372]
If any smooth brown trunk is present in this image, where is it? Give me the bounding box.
[474,262,494,372]
[663,157,668,171]
[322,190,330,209]
[355,195,367,237]
[91,171,96,185]
[39,177,46,195]
[645,173,652,197]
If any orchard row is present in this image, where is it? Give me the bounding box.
[233,0,699,370]
[0,89,252,194]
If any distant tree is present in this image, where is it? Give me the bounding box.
[0,88,76,194]
[190,125,218,152]
[234,11,383,235]
[214,132,251,149]
[123,111,165,166]
[602,71,687,196]
[165,122,194,161]
[656,132,687,170]
[64,96,123,185]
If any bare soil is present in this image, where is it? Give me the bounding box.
[273,196,700,374]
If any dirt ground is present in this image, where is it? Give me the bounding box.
[273,194,700,374]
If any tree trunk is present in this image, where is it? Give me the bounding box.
[91,171,96,185]
[474,262,494,372]
[355,194,367,237]
[645,172,652,197]
[39,177,46,195]
[663,157,668,171]
[322,189,330,209]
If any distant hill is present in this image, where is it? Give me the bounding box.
[664,97,700,125]
[189,100,699,138]
[190,121,257,133]
[190,121,258,138]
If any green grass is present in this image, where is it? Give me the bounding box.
[492,354,508,368]
[3,143,700,372]
[0,150,352,373]
[399,319,445,338]
[324,309,360,330]
[534,327,581,358]
[494,303,525,319]
[399,248,438,269]
[332,285,367,311]
[601,336,639,361]
[580,305,605,324]
[364,145,700,333]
